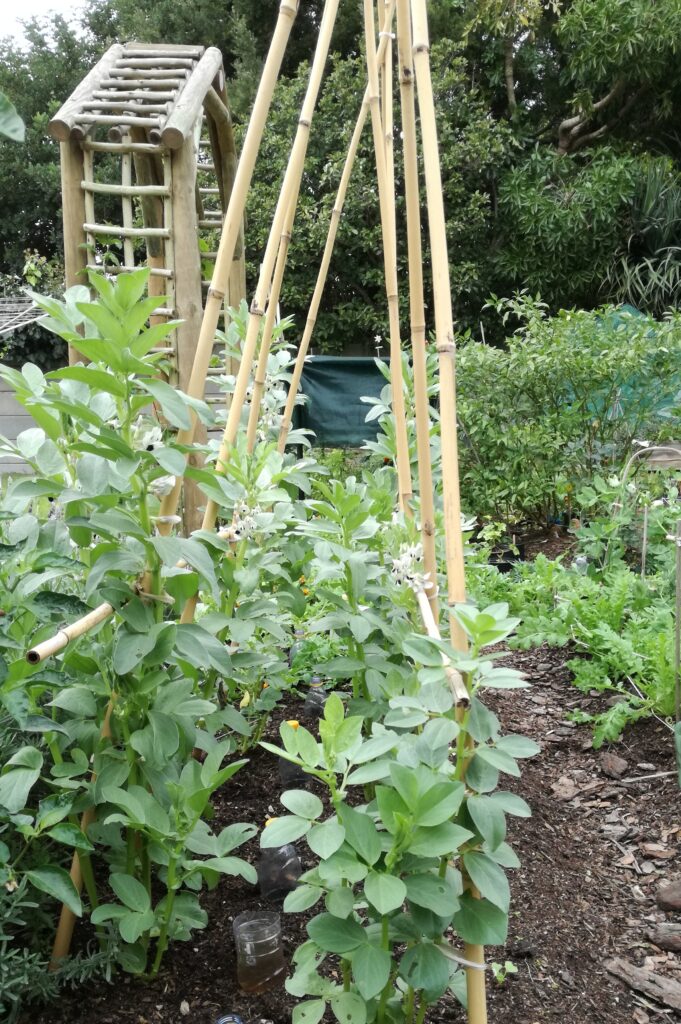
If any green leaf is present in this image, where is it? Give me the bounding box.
[111,872,151,912]
[364,872,406,915]
[293,1001,326,1024]
[296,727,321,767]
[307,913,365,953]
[340,806,381,866]
[307,819,346,859]
[26,867,82,917]
[452,892,508,945]
[261,815,311,848]
[496,735,541,758]
[416,781,466,827]
[46,823,94,851]
[284,884,323,913]
[0,91,25,141]
[351,943,391,1001]
[408,823,474,857]
[331,990,367,1024]
[467,795,506,850]
[50,365,126,398]
[139,378,191,429]
[281,789,324,820]
[463,852,510,913]
[119,908,155,944]
[326,887,355,919]
[0,747,43,813]
[399,943,450,1000]
[475,745,520,777]
[489,792,532,818]
[405,873,459,915]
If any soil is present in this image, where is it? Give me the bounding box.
[44,644,681,1024]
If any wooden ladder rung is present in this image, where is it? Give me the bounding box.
[92,89,177,102]
[199,188,220,195]
[82,141,161,154]
[81,180,170,197]
[81,101,171,114]
[76,114,162,128]
[86,263,174,279]
[198,220,223,229]
[83,223,170,239]
[115,57,195,69]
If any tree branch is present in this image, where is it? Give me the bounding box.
[504,36,517,115]
[557,78,626,154]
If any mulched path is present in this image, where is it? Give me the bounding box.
[46,644,680,1024]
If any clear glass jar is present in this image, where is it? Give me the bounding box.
[257,843,302,903]
[233,910,286,993]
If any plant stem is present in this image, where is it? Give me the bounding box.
[377,917,392,1023]
[415,996,428,1024]
[403,986,415,1024]
[151,856,178,975]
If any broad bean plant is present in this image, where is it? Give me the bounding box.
[262,602,537,1024]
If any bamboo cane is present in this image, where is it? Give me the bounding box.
[155,0,300,532]
[276,2,396,454]
[396,0,438,616]
[50,701,113,967]
[416,589,469,707]
[245,199,297,451]
[409,0,467,652]
[409,3,485,1020]
[197,0,341,534]
[364,0,413,518]
[27,603,113,664]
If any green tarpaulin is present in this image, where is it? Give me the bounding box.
[294,356,385,447]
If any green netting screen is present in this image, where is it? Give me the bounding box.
[293,356,385,447]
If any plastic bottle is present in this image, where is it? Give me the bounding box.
[303,677,327,720]
[288,629,305,669]
[257,842,302,902]
[233,911,286,993]
[278,755,307,789]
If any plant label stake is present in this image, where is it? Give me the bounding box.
[671,520,675,790]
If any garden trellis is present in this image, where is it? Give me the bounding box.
[39,1,486,1019]
[49,41,247,532]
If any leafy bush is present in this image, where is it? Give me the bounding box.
[456,295,681,524]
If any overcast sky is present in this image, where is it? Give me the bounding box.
[0,0,84,44]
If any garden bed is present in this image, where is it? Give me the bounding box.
[49,645,680,1024]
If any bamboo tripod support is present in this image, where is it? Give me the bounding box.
[276,3,396,454]
[51,703,113,966]
[195,0,341,528]
[395,0,438,618]
[364,0,413,517]
[246,199,297,451]
[157,0,300,531]
[409,1,485,1020]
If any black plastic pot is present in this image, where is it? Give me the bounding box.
[489,541,526,573]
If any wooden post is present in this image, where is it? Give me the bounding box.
[171,137,205,534]
[156,0,300,531]
[277,2,396,454]
[396,0,438,615]
[364,0,413,517]
[60,140,88,365]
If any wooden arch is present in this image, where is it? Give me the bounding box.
[49,41,246,414]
